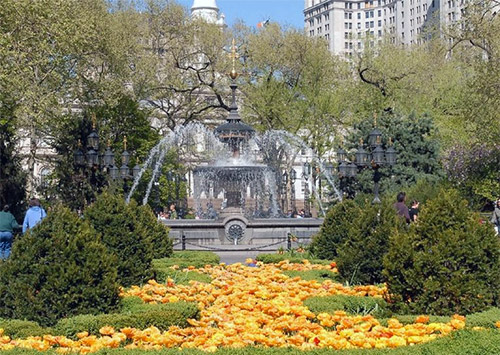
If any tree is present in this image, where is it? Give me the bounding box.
[342,112,443,197]
[84,192,154,287]
[0,205,120,326]
[0,95,26,219]
[0,0,113,193]
[384,189,500,315]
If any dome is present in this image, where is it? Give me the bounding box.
[191,0,219,11]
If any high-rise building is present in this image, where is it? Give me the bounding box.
[304,0,465,56]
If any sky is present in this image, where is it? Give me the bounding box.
[177,0,305,29]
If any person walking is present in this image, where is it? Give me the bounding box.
[491,199,500,235]
[0,205,21,259]
[22,198,47,234]
[393,192,411,223]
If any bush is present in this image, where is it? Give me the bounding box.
[466,307,500,328]
[85,193,154,287]
[336,201,401,285]
[384,188,500,316]
[255,253,331,265]
[153,266,212,285]
[0,318,49,338]
[282,270,337,282]
[54,301,199,337]
[304,295,390,318]
[136,205,173,259]
[309,200,361,260]
[154,251,220,269]
[0,205,120,326]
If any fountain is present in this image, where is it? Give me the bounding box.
[126,42,341,249]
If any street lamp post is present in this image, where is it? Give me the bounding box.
[337,120,397,204]
[73,116,140,203]
[290,168,297,213]
[302,162,311,216]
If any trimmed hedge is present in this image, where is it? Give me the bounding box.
[0,205,120,327]
[153,267,212,285]
[154,251,220,269]
[54,301,199,337]
[0,318,49,339]
[304,295,390,318]
[85,193,155,287]
[255,253,331,265]
[282,270,337,282]
[466,307,500,328]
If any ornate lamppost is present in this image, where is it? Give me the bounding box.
[73,116,141,201]
[337,119,397,203]
[302,161,311,216]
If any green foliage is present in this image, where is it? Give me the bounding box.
[466,307,500,328]
[0,318,49,338]
[54,301,199,337]
[310,200,361,260]
[85,193,154,287]
[153,268,212,285]
[282,270,338,282]
[344,112,443,197]
[136,204,173,259]
[384,189,500,315]
[304,295,390,318]
[255,252,331,265]
[0,205,120,327]
[0,103,26,220]
[335,201,401,285]
[154,251,220,269]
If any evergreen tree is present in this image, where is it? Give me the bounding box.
[384,189,500,315]
[85,192,154,287]
[136,204,173,259]
[336,200,401,285]
[0,205,120,326]
[310,200,360,260]
[343,112,442,197]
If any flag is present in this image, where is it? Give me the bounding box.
[257,19,270,28]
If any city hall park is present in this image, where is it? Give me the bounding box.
[1,251,500,355]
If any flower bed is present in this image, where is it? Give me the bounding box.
[0,261,473,353]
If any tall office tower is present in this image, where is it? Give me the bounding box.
[304,0,464,56]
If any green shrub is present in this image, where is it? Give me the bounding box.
[154,251,220,269]
[304,295,390,318]
[336,200,401,285]
[255,252,331,265]
[0,318,49,338]
[466,307,500,328]
[282,270,337,282]
[0,205,120,327]
[309,200,361,260]
[85,193,154,287]
[54,301,199,337]
[384,188,500,316]
[137,205,173,259]
[153,267,212,285]
[120,297,199,320]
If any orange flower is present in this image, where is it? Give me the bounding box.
[99,326,115,336]
[495,321,500,329]
[415,315,430,324]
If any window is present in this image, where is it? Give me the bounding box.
[402,22,404,29]
[358,13,361,19]
[345,22,349,29]
[378,9,382,16]
[378,29,382,36]
[378,20,382,26]
[345,42,349,49]
[370,21,374,28]
[345,32,349,39]
[365,21,370,28]
[357,22,362,29]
